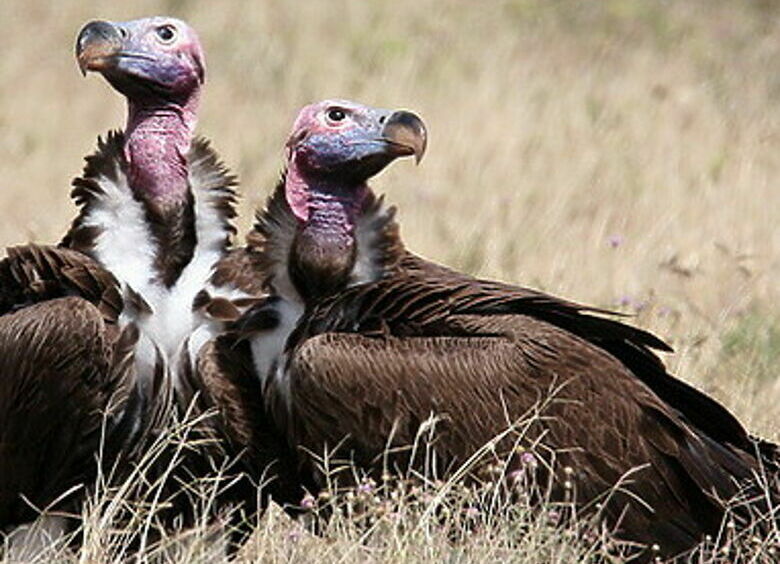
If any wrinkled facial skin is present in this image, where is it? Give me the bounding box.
[76,16,204,100]
[287,99,427,183]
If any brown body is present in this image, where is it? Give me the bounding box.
[235,180,777,559]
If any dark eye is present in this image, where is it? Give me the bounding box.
[156,25,176,43]
[326,108,347,123]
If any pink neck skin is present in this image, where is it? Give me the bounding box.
[123,92,199,206]
[285,158,369,242]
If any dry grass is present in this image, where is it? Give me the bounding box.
[1,0,779,561]
[3,405,778,563]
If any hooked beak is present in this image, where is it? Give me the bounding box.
[75,20,124,76]
[381,110,427,164]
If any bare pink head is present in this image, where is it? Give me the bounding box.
[76,17,205,204]
[284,99,427,222]
[76,17,204,101]
[283,99,426,299]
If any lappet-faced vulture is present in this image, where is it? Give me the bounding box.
[0,17,300,555]
[228,99,779,560]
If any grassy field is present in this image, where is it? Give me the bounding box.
[1,0,779,561]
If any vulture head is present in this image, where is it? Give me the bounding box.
[283,99,426,299]
[75,17,205,206]
[284,99,427,222]
[76,16,204,103]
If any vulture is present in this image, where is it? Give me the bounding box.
[227,99,778,560]
[0,17,300,555]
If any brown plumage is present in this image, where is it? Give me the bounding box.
[0,249,124,527]
[285,256,774,549]
[233,100,778,560]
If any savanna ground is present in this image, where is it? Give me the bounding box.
[1,0,779,561]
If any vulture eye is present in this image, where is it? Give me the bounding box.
[326,108,347,123]
[156,25,177,43]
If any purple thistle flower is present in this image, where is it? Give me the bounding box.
[607,234,624,248]
[357,481,374,495]
[300,494,315,510]
[520,451,538,468]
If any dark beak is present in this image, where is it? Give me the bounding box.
[381,111,427,164]
[76,21,123,76]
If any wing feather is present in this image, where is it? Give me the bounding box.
[0,297,116,526]
[0,244,121,321]
[284,306,769,554]
[293,253,760,460]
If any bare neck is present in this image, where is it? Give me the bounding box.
[286,162,369,300]
[124,93,199,206]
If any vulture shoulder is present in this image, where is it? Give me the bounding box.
[0,245,145,531]
[0,244,121,320]
[0,296,131,527]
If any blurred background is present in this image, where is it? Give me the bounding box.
[0,1,778,436]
